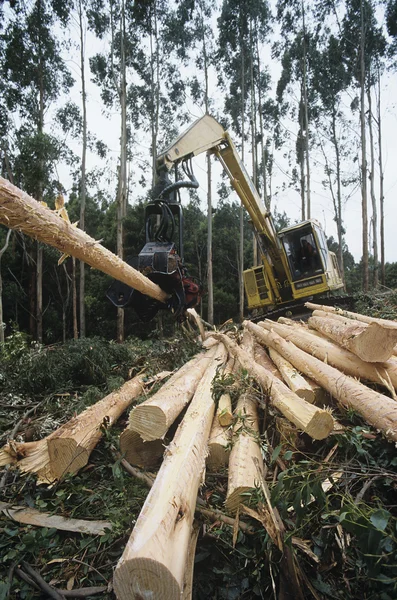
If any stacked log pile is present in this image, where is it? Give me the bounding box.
[3,302,397,599]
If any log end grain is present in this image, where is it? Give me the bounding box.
[114,557,181,600]
[120,429,164,468]
[303,409,334,440]
[128,405,167,441]
[47,438,90,479]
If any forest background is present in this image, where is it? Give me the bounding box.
[1,0,397,344]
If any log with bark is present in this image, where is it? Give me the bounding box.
[225,392,264,514]
[0,177,168,304]
[248,323,397,442]
[126,348,216,441]
[256,319,396,397]
[268,348,315,404]
[0,374,146,483]
[210,333,334,440]
[113,343,227,600]
[308,315,397,363]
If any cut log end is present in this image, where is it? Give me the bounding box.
[295,388,316,404]
[303,410,334,440]
[114,558,180,600]
[120,429,164,468]
[47,438,90,479]
[225,486,255,515]
[128,405,167,441]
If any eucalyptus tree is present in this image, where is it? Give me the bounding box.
[341,0,386,290]
[275,0,317,221]
[217,0,271,321]
[162,0,217,323]
[2,0,74,341]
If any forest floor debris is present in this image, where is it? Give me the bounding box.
[1,301,397,599]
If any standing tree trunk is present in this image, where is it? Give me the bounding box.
[360,0,369,292]
[239,8,245,323]
[0,229,12,343]
[301,0,311,218]
[72,257,78,339]
[36,0,45,343]
[377,66,385,286]
[367,84,378,287]
[79,0,87,337]
[332,108,344,278]
[116,0,127,343]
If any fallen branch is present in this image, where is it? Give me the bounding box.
[0,502,111,535]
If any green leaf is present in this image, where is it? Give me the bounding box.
[284,450,293,460]
[271,444,282,464]
[370,509,390,532]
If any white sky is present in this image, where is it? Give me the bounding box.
[57,4,397,265]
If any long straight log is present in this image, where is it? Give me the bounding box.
[248,323,397,442]
[225,392,264,514]
[211,334,334,440]
[308,315,397,363]
[0,177,168,303]
[0,375,146,483]
[268,348,315,404]
[207,360,234,470]
[127,349,216,441]
[257,319,396,396]
[217,358,235,427]
[305,302,397,329]
[113,344,227,600]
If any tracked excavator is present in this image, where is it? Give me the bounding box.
[107,115,344,322]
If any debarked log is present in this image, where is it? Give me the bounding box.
[250,324,397,442]
[210,333,334,440]
[225,392,264,514]
[308,315,397,363]
[113,343,227,600]
[268,347,315,404]
[257,319,396,397]
[127,348,216,441]
[0,374,146,483]
[0,177,169,304]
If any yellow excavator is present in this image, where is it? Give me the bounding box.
[107,115,344,321]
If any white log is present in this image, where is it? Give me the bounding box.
[127,349,216,441]
[211,333,334,440]
[308,315,397,363]
[268,348,315,404]
[119,429,164,467]
[248,323,397,442]
[113,343,227,600]
[305,302,397,329]
[225,392,264,514]
[257,319,397,396]
[0,177,169,303]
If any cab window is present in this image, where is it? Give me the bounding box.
[281,227,324,282]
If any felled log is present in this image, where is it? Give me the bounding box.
[182,523,200,600]
[254,343,282,379]
[250,325,397,443]
[225,392,264,514]
[113,343,227,600]
[0,177,168,304]
[211,333,334,440]
[119,430,164,467]
[308,315,397,363]
[217,358,235,427]
[127,349,216,441]
[0,501,111,535]
[0,374,145,483]
[268,348,315,404]
[306,302,397,329]
[256,319,396,396]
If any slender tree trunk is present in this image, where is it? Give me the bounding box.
[377,67,385,286]
[250,16,258,267]
[299,91,305,221]
[331,108,344,279]
[360,0,369,292]
[36,7,44,343]
[301,0,311,218]
[79,0,87,337]
[256,36,269,209]
[201,10,213,325]
[367,84,378,287]
[239,14,245,322]
[0,229,12,343]
[117,0,127,343]
[72,257,78,339]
